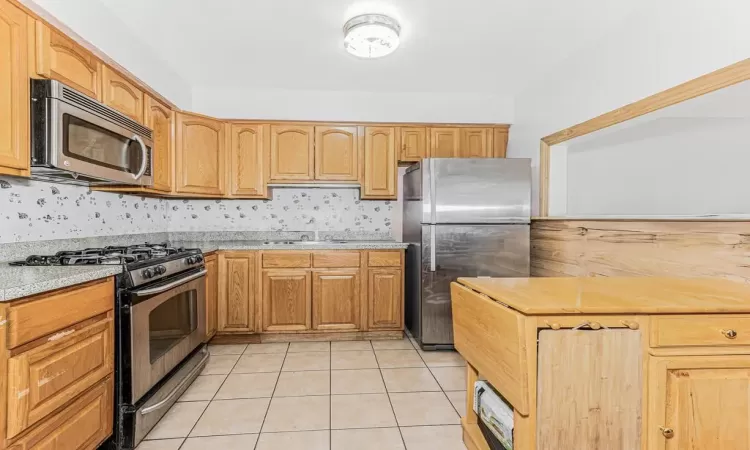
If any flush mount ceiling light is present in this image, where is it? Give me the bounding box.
[343,14,401,59]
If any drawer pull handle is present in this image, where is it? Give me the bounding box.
[545,321,561,330]
[722,329,738,339]
[621,320,639,330]
[660,427,674,439]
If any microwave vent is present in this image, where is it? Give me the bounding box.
[61,87,152,139]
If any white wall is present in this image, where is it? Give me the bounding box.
[24,0,192,108]
[508,0,750,215]
[566,118,750,216]
[192,87,514,123]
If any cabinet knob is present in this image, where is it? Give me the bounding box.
[621,320,640,330]
[722,329,738,339]
[544,321,561,330]
[660,427,674,439]
[589,322,602,330]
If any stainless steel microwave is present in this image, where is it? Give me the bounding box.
[30,79,153,186]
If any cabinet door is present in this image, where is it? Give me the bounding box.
[650,356,750,450]
[218,252,255,333]
[204,254,218,339]
[460,128,492,158]
[175,112,226,195]
[0,0,29,177]
[269,125,314,181]
[34,22,101,100]
[400,127,427,162]
[312,270,360,331]
[429,128,460,158]
[262,270,311,332]
[493,127,509,158]
[362,127,397,199]
[144,95,173,192]
[6,317,113,438]
[229,123,268,197]
[367,268,403,330]
[101,66,143,123]
[314,126,358,181]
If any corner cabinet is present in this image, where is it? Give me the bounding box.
[204,253,218,341]
[217,252,256,333]
[362,127,397,199]
[314,126,359,181]
[0,0,30,177]
[269,125,314,181]
[228,123,268,198]
[175,112,226,196]
[144,95,173,192]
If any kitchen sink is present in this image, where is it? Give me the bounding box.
[261,240,349,245]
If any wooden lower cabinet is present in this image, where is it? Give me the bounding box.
[204,254,218,340]
[312,270,360,331]
[367,268,403,330]
[7,376,113,450]
[650,356,750,450]
[217,252,255,333]
[262,270,311,332]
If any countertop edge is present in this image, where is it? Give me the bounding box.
[0,266,122,302]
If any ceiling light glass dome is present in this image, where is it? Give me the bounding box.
[343,14,401,59]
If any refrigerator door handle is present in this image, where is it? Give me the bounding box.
[429,225,436,272]
[429,159,437,224]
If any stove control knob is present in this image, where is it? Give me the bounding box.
[186,256,197,265]
[141,268,154,279]
[155,265,167,275]
[195,255,204,263]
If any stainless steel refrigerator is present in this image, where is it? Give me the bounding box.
[403,158,531,350]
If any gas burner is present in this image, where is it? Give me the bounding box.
[9,242,193,267]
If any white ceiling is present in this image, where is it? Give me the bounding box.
[98,0,645,95]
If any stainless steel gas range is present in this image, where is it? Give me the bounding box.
[11,243,209,449]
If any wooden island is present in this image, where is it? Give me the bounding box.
[451,276,750,450]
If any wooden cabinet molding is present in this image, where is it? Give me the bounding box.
[175,112,226,196]
[228,123,268,198]
[314,126,359,181]
[0,0,30,176]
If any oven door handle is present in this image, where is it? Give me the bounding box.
[132,269,207,296]
[140,348,210,415]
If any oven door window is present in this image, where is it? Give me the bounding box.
[148,289,198,363]
[63,114,146,174]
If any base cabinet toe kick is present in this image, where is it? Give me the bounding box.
[451,278,750,450]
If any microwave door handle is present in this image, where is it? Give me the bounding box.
[132,269,207,296]
[132,135,149,180]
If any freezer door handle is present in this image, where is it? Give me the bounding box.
[429,225,436,272]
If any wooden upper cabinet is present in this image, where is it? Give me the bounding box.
[651,356,750,450]
[101,66,143,123]
[367,268,403,330]
[312,270,360,331]
[314,126,358,181]
[429,128,460,158]
[175,112,226,196]
[143,95,173,192]
[460,128,492,158]
[33,21,101,100]
[218,252,255,333]
[493,127,509,158]
[362,127,397,199]
[0,0,30,177]
[400,127,427,162]
[270,125,314,181]
[229,123,268,198]
[262,270,311,332]
[204,254,218,339]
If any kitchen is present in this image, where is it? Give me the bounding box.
[1,0,749,449]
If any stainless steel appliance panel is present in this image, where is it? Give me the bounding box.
[421,158,531,224]
[403,164,423,340]
[420,224,529,347]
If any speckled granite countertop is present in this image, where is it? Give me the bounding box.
[0,265,122,302]
[174,240,409,254]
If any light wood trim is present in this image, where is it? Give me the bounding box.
[538,59,750,215]
[466,362,479,425]
[312,251,360,268]
[538,141,550,217]
[204,253,218,340]
[7,278,113,349]
[261,252,311,268]
[451,282,529,414]
[367,251,402,267]
[651,315,750,348]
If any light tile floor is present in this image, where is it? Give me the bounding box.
[138,335,468,450]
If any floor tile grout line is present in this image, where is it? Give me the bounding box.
[412,339,464,421]
[253,344,289,450]
[329,340,333,449]
[376,338,409,450]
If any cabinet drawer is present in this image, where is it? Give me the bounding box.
[313,252,361,268]
[7,278,113,349]
[367,251,402,267]
[262,252,311,268]
[6,317,114,438]
[651,315,750,347]
[7,375,113,450]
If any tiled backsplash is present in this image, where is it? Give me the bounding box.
[0,178,395,243]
